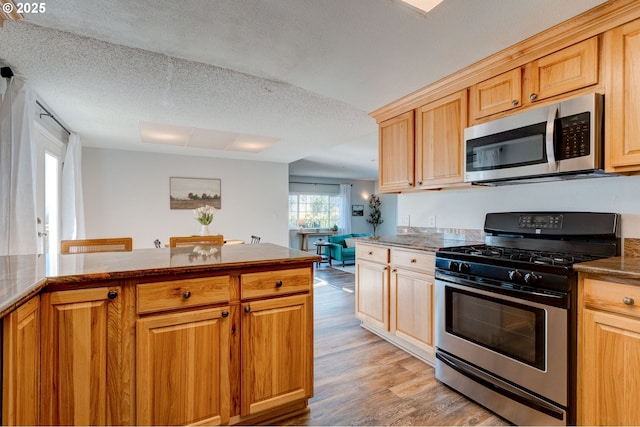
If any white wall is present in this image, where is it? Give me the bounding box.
[83,148,289,249]
[398,175,640,238]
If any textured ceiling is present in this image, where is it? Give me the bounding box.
[0,0,607,179]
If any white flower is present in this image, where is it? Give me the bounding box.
[193,205,217,225]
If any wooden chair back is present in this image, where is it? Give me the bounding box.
[169,235,224,247]
[250,235,261,244]
[61,237,133,254]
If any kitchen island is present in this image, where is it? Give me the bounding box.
[1,243,319,426]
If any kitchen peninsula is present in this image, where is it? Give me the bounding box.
[1,243,319,426]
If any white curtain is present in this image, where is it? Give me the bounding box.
[338,184,352,234]
[61,133,85,240]
[0,78,38,255]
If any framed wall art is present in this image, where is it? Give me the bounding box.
[352,204,364,216]
[170,177,221,209]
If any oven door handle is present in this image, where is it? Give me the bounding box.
[546,103,559,172]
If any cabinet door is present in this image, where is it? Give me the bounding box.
[415,90,466,188]
[2,297,40,426]
[137,307,230,426]
[469,68,522,121]
[41,286,122,425]
[390,268,433,353]
[527,37,598,103]
[580,308,640,425]
[241,294,312,416]
[355,259,389,331]
[378,111,414,192]
[605,19,640,172]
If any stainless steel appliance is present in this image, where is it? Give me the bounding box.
[464,93,607,185]
[434,212,620,426]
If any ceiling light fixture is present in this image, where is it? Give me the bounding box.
[400,0,444,14]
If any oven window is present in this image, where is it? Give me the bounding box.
[466,122,547,171]
[445,287,545,370]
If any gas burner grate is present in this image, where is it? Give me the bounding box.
[445,245,597,267]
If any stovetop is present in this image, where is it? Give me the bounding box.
[440,244,599,268]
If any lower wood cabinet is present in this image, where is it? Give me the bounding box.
[578,276,640,425]
[356,243,435,364]
[40,285,123,426]
[241,293,313,416]
[2,296,40,426]
[136,307,230,426]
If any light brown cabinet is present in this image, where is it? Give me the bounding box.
[470,37,598,122]
[415,90,467,189]
[378,111,414,192]
[605,18,640,173]
[40,285,123,425]
[390,249,434,356]
[136,307,230,426]
[240,293,313,416]
[578,276,640,425]
[355,243,390,330]
[2,296,40,426]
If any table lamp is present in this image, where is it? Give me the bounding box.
[298,219,305,229]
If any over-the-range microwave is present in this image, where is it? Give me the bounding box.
[464,93,612,185]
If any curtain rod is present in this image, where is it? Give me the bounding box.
[289,181,352,186]
[36,100,71,136]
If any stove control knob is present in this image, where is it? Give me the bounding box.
[508,270,522,282]
[449,261,459,272]
[524,272,540,285]
[458,263,471,273]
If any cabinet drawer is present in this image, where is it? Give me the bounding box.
[137,275,230,314]
[356,243,389,264]
[241,268,311,300]
[583,278,640,319]
[391,248,434,274]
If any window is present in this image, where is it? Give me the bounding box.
[289,194,340,229]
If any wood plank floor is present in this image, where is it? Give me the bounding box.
[280,265,510,426]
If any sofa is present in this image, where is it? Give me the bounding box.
[326,233,373,266]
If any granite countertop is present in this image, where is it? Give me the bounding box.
[0,243,319,318]
[574,256,640,280]
[357,233,482,252]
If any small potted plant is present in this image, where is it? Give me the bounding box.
[193,205,217,235]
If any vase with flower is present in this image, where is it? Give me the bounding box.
[193,205,217,235]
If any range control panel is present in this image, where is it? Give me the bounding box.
[518,214,563,229]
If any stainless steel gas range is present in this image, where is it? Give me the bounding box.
[434,212,620,426]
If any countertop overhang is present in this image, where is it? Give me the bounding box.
[0,243,319,317]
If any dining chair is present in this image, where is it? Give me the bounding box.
[169,235,224,247]
[60,237,133,254]
[153,239,162,248]
[250,235,261,244]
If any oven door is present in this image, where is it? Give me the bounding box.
[434,276,568,407]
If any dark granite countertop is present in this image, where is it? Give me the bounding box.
[356,233,482,252]
[0,243,319,318]
[574,256,640,281]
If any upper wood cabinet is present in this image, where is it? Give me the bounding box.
[415,90,467,188]
[605,18,640,173]
[470,37,599,122]
[378,111,414,192]
[2,296,40,426]
[40,285,123,426]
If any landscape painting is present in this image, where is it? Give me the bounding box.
[170,177,221,209]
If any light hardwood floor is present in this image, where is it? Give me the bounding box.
[280,266,510,426]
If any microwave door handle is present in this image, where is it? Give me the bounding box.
[546,103,559,171]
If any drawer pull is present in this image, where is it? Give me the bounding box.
[221,310,229,318]
[107,290,118,300]
[275,280,283,288]
[244,305,251,313]
[512,99,519,106]
[623,296,635,306]
[368,251,373,255]
[182,290,191,299]
[411,259,417,263]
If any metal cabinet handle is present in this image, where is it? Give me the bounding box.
[512,99,519,106]
[530,93,537,101]
[411,259,417,263]
[221,310,229,318]
[368,251,373,255]
[244,305,251,313]
[623,296,635,306]
[275,280,283,288]
[182,290,191,299]
[107,290,118,300]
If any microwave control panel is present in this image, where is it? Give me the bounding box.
[556,111,590,160]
